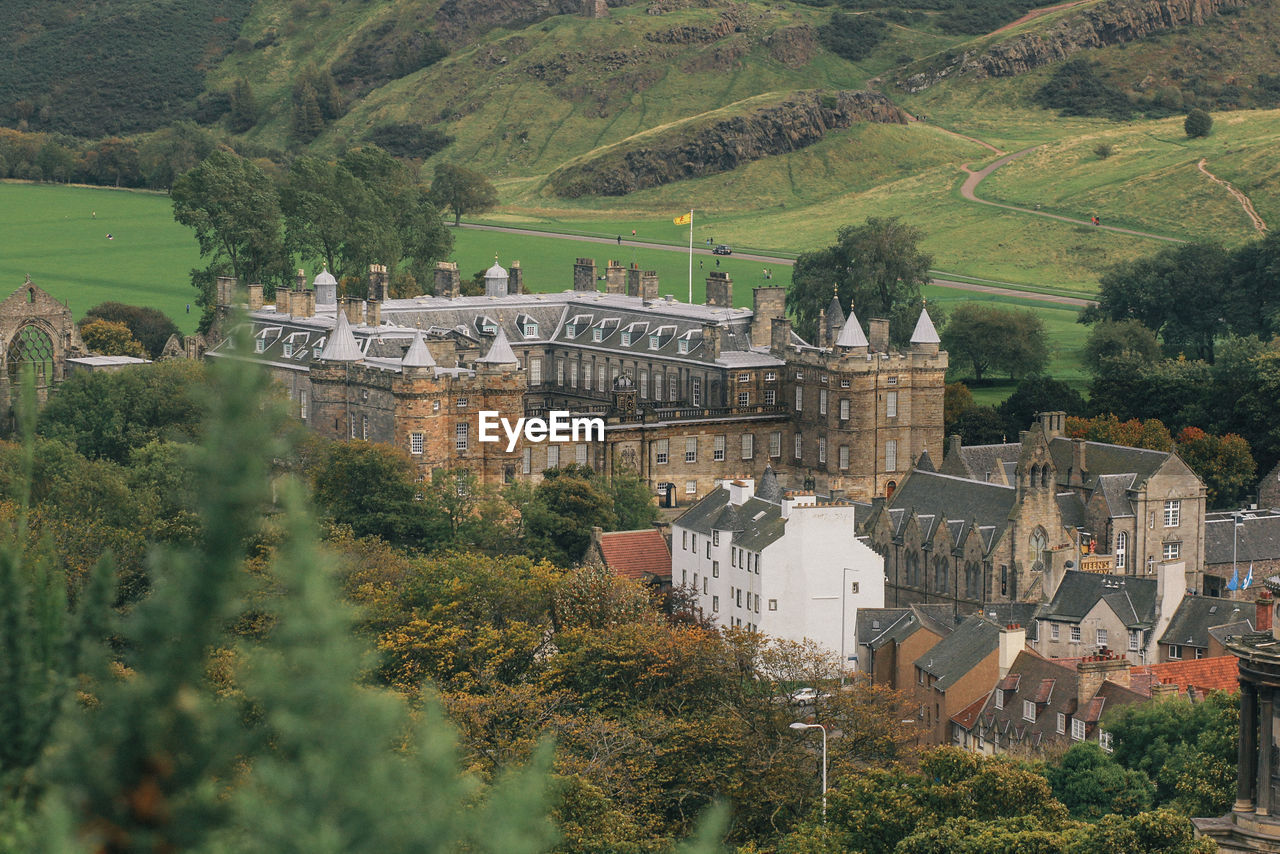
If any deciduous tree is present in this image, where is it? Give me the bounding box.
[430,162,499,226]
[78,318,147,358]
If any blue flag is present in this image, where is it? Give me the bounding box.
[1244,563,1254,589]
[1228,565,1240,591]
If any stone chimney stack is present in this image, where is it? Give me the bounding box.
[1071,438,1087,486]
[215,276,238,308]
[702,322,722,360]
[868,317,890,353]
[640,270,659,302]
[627,263,641,297]
[1258,592,1274,635]
[817,308,827,349]
[705,271,733,307]
[1038,411,1066,437]
[294,288,315,318]
[342,297,363,325]
[434,261,460,299]
[770,316,792,357]
[999,624,1026,678]
[1150,682,1181,702]
[368,264,388,302]
[948,434,962,459]
[510,260,523,295]
[751,286,786,349]
[367,298,381,327]
[277,289,291,316]
[248,284,264,311]
[1077,650,1131,708]
[605,260,626,294]
[573,258,597,292]
[295,268,306,292]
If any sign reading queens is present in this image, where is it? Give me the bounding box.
[478,410,605,453]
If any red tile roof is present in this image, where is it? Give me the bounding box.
[597,530,671,581]
[1132,656,1239,695]
[951,692,990,729]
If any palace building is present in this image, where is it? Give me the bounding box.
[207,259,946,503]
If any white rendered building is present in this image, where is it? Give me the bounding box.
[671,467,885,662]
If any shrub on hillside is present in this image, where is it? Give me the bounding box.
[817,12,887,62]
[366,123,454,159]
[1184,108,1213,137]
[1034,60,1134,120]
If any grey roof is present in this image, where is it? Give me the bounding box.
[1159,596,1250,649]
[476,325,518,365]
[1048,438,1172,491]
[915,615,1003,691]
[857,608,911,648]
[1056,492,1086,529]
[915,449,935,473]
[834,310,869,348]
[401,329,436,368]
[1208,619,1253,647]
[672,488,786,552]
[1095,473,1137,517]
[951,443,1020,482]
[1038,570,1158,629]
[1205,512,1280,565]
[757,465,783,503]
[318,311,363,362]
[911,307,940,345]
[981,602,1041,642]
[312,268,337,286]
[826,295,845,329]
[886,469,1017,556]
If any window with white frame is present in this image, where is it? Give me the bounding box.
[1164,500,1181,527]
[692,377,701,406]
[547,445,560,468]
[738,391,750,407]
[887,375,898,385]
[351,418,358,439]
[713,530,720,547]
[1099,730,1113,752]
[1072,718,1086,740]
[713,596,719,612]
[818,437,826,464]
[712,561,719,577]
[1051,623,1060,641]
[819,389,828,415]
[795,370,804,381]
[1070,625,1081,642]
[685,438,697,463]
[576,444,588,466]
[885,440,897,471]
[839,445,849,470]
[522,447,531,475]
[794,434,802,460]
[255,337,265,353]
[995,690,1004,710]
[621,331,632,346]
[770,432,782,458]
[1129,630,1140,651]
[840,378,850,389]
[1163,541,1181,560]
[568,362,578,388]
[678,339,689,354]
[593,327,603,342]
[887,390,898,418]
[410,432,424,455]
[741,434,754,460]
[1169,644,1182,660]
[1023,700,1036,722]
[1115,530,1127,568]
[529,359,542,384]
[432,400,440,412]
[299,390,308,420]
[667,373,677,398]
[795,387,803,410]
[649,334,660,350]
[686,480,697,495]
[714,434,725,461]
[739,373,751,383]
[840,398,850,420]
[601,366,608,389]
[1096,628,1108,647]
[1057,713,1066,734]
[556,361,564,385]
[282,341,293,358]
[524,321,539,338]
[583,363,593,390]
[361,415,369,440]
[455,423,469,451]
[639,370,648,398]
[655,439,668,465]
[655,372,663,400]
[765,389,776,405]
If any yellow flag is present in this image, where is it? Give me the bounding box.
[673,212,692,226]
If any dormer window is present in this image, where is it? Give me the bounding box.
[523,321,538,338]
[593,327,604,342]
[282,342,294,357]
[255,338,266,353]
[621,331,633,346]
[678,339,689,354]
[482,322,497,334]
[649,334,661,350]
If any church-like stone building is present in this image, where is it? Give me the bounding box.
[208,259,947,503]
[0,277,86,420]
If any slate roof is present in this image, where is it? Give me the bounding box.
[857,608,910,648]
[671,487,786,553]
[886,469,1017,556]
[597,530,672,582]
[1096,474,1137,518]
[915,615,1002,691]
[318,311,363,362]
[1205,511,1280,565]
[1056,492,1086,529]
[981,603,1041,642]
[757,466,783,503]
[476,325,518,364]
[863,604,956,651]
[1038,570,1157,629]
[951,443,1020,482]
[1208,620,1253,648]
[1158,596,1250,649]
[834,311,869,348]
[1047,438,1171,491]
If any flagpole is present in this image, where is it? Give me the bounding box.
[687,209,694,304]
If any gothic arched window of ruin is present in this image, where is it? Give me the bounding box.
[1029,527,1048,573]
[7,323,55,385]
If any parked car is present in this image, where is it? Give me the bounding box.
[789,687,819,704]
[712,244,732,255]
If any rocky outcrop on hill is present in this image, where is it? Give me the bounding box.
[549,90,906,197]
[898,0,1247,91]
[436,0,634,41]
[645,15,737,43]
[766,25,818,68]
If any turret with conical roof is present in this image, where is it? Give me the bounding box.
[401,329,436,373]
[318,310,363,362]
[476,325,518,366]
[825,292,845,348]
[757,465,784,504]
[834,303,869,351]
[911,305,940,353]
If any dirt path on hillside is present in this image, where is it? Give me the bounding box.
[455,223,1096,307]
[991,0,1089,34]
[960,146,1186,243]
[1198,158,1268,234]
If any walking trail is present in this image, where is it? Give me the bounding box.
[960,146,1185,243]
[1197,158,1268,234]
[991,0,1089,34]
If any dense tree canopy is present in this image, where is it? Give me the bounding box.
[943,303,1049,382]
[83,302,180,359]
[788,217,933,345]
[430,162,499,226]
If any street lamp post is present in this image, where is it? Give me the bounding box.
[839,567,857,685]
[790,722,828,821]
[1233,511,1244,596]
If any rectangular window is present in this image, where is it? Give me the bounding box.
[686,480,697,495]
[770,432,782,458]
[639,370,648,399]
[668,374,677,401]
[1051,623,1060,641]
[568,363,578,388]
[764,390,776,405]
[547,445,560,468]
[702,577,707,594]
[621,331,632,346]
[741,434,754,460]
[655,373,663,401]
[739,373,751,384]
[1129,630,1140,651]
[682,531,688,550]
[1164,500,1181,527]
[886,375,898,385]
[887,391,898,418]
[692,535,697,551]
[820,374,828,384]
[351,418,358,439]
[713,596,719,612]
[768,599,777,611]
[556,361,564,385]
[522,447,531,475]
[1196,647,1205,660]
[255,338,265,353]
[818,437,826,464]
[712,561,719,577]
[714,435,726,462]
[713,530,720,546]
[692,377,702,407]
[995,691,1004,710]
[1070,625,1081,643]
[361,415,369,440]
[1057,713,1066,734]
[839,399,850,420]
[529,359,542,384]
[299,390,308,420]
[1097,628,1108,647]
[731,550,736,568]
[576,444,588,466]
[456,396,469,409]
[1169,644,1182,660]
[455,422,469,451]
[840,378,850,389]
[584,363,593,390]
[839,445,849,470]
[410,432,424,455]
[738,391,750,407]
[1072,719,1086,741]
[794,434,802,460]
[1023,700,1036,722]
[795,387,804,411]
[885,440,897,472]
[593,327,603,342]
[850,581,859,594]
[1163,541,1181,560]
[736,589,742,608]
[649,334,660,350]
[600,366,607,390]
[795,370,804,381]
[655,439,669,465]
[765,372,777,382]
[819,389,828,415]
[685,438,697,463]
[678,339,689,354]
[1099,731,1113,752]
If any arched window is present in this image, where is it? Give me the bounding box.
[1041,465,1051,487]
[965,561,981,598]
[1029,464,1040,486]
[935,557,948,592]
[1030,528,1048,573]
[1115,530,1128,569]
[7,324,55,385]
